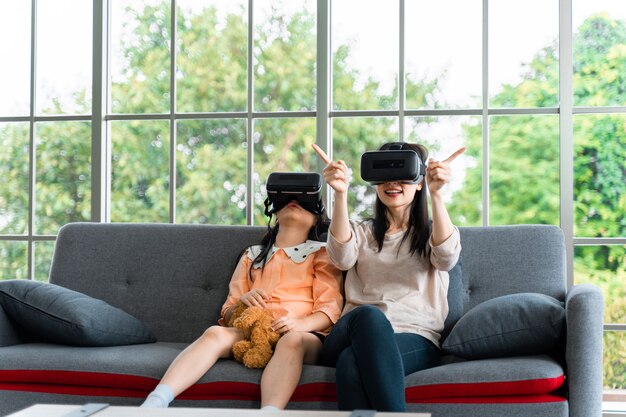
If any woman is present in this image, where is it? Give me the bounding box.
[318,142,463,411]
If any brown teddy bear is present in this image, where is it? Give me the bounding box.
[227,301,281,369]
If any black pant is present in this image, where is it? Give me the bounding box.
[320,305,440,411]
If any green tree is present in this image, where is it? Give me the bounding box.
[447,14,626,388]
[449,14,626,246]
[0,1,438,243]
[108,2,439,224]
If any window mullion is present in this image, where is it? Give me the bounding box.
[482,0,489,226]
[316,0,331,215]
[169,0,177,224]
[399,0,405,141]
[28,0,37,279]
[92,0,109,223]
[559,0,574,289]
[247,0,254,225]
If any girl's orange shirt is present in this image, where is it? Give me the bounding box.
[219,241,343,333]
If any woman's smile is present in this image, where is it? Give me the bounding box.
[383,187,403,197]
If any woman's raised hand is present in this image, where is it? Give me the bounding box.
[324,160,350,194]
[426,147,466,196]
[312,144,350,194]
[240,288,270,308]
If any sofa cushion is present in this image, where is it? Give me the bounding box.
[0,342,337,402]
[0,280,156,347]
[442,293,565,359]
[405,355,566,402]
[0,344,565,404]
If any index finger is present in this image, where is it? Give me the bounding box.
[311,143,331,164]
[443,147,466,164]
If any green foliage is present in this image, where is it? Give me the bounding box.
[576,256,626,324]
[113,2,436,226]
[35,121,92,234]
[110,120,170,223]
[574,13,626,107]
[176,119,248,225]
[0,123,29,235]
[575,115,626,240]
[111,4,171,114]
[176,6,248,112]
[255,6,316,111]
[604,331,626,390]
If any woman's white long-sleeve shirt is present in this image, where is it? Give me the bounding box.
[327,220,461,347]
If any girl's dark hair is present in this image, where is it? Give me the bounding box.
[371,142,431,257]
[246,212,329,281]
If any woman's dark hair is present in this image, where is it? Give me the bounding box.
[246,211,329,281]
[371,142,431,257]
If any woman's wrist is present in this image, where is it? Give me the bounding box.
[333,188,348,201]
[430,193,445,206]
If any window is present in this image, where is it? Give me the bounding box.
[572,0,626,405]
[0,0,624,410]
[0,0,92,281]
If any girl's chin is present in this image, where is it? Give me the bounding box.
[278,210,313,223]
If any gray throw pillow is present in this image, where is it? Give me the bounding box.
[442,292,565,359]
[0,303,22,347]
[0,279,156,347]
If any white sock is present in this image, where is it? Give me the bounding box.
[141,384,174,408]
[261,405,281,412]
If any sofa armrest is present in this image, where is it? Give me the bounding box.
[0,304,22,347]
[565,283,604,417]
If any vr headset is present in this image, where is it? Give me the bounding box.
[360,143,426,184]
[264,172,325,216]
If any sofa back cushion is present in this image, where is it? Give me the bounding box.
[49,223,265,343]
[457,225,566,314]
[49,223,566,344]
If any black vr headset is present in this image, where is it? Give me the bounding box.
[360,142,426,184]
[264,172,325,216]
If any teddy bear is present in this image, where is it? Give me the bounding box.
[227,301,281,369]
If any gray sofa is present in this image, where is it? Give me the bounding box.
[0,222,604,417]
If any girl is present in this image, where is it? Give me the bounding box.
[142,196,343,410]
[318,142,463,411]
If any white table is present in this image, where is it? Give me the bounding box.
[8,404,430,417]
